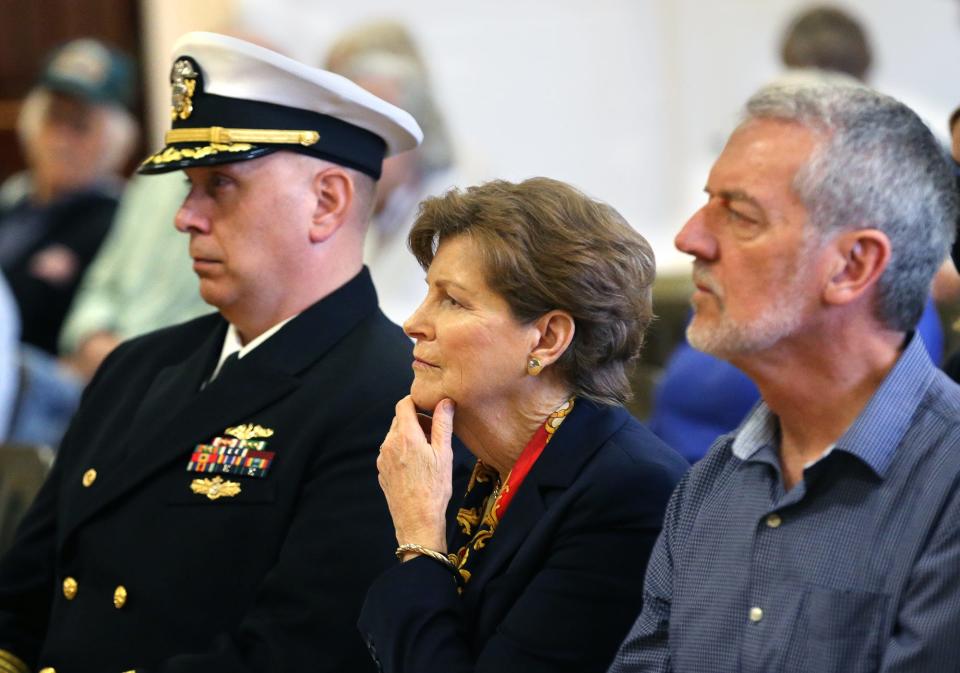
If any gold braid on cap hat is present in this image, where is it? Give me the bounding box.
[165,126,320,146]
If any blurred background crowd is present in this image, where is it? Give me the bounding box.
[1,0,960,544]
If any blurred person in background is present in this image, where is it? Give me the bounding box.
[360,178,687,673]
[780,4,871,79]
[647,6,945,463]
[938,107,960,381]
[326,19,469,326]
[0,274,19,442]
[932,106,960,306]
[0,38,137,356]
[0,38,137,449]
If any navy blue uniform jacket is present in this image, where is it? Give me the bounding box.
[0,269,411,673]
[358,400,688,673]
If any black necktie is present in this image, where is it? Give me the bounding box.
[202,352,240,390]
[216,352,241,380]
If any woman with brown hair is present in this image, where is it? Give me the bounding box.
[359,177,687,673]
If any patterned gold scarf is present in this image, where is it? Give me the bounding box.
[447,398,575,587]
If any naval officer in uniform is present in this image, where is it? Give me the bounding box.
[0,32,422,673]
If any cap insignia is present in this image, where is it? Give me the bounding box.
[170,58,198,120]
[225,423,274,441]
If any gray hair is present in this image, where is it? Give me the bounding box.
[743,81,957,331]
[334,51,454,175]
[325,20,454,175]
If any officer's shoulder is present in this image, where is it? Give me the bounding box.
[339,310,411,361]
[323,311,412,391]
[103,311,221,369]
[368,311,413,349]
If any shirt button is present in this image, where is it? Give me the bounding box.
[766,513,782,528]
[114,585,128,609]
[82,469,97,487]
[749,606,764,622]
[62,577,78,600]
[39,668,56,673]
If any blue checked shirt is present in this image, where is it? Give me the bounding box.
[610,334,960,673]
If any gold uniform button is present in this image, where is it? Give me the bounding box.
[62,577,78,600]
[114,585,128,609]
[749,606,764,622]
[39,668,55,673]
[766,513,782,528]
[82,469,97,487]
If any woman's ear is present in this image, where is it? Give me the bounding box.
[823,228,891,307]
[308,167,354,244]
[528,310,576,369]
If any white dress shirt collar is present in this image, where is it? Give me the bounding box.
[208,315,298,381]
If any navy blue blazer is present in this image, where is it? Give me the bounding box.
[358,400,688,673]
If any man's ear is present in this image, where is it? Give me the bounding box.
[823,228,891,307]
[308,167,354,244]
[528,310,576,368]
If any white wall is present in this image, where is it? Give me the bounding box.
[143,0,960,272]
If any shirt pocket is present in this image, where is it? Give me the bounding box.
[801,585,889,673]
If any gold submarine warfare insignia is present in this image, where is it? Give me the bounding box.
[191,476,241,500]
[170,58,198,121]
[225,423,275,440]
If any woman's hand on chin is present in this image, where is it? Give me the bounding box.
[377,395,456,553]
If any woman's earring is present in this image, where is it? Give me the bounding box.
[527,356,543,376]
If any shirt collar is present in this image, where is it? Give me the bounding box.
[210,314,298,379]
[731,332,937,477]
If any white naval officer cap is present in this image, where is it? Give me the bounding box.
[139,31,423,179]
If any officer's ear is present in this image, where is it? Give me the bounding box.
[308,166,353,243]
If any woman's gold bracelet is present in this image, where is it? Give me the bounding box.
[395,543,457,572]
